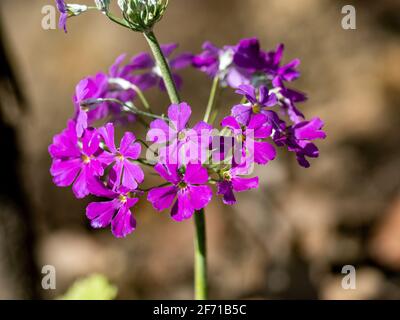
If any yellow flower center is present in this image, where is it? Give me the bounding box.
[118,195,127,203]
[81,154,91,164]
[252,103,261,113]
[178,181,187,189]
[178,131,186,141]
[116,151,124,161]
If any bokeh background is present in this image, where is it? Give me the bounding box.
[0,0,399,299]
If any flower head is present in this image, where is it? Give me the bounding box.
[147,102,212,165]
[147,163,212,221]
[118,0,169,32]
[98,123,144,190]
[217,164,259,205]
[273,117,326,168]
[49,121,104,198]
[55,1,89,33]
[231,84,277,124]
[86,178,139,238]
[221,114,276,165]
[130,43,192,91]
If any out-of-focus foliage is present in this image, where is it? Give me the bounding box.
[60,274,117,300]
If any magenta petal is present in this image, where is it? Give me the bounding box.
[183,164,209,185]
[217,181,236,205]
[87,177,118,198]
[148,119,174,143]
[168,103,191,132]
[49,120,80,159]
[50,158,81,187]
[130,52,154,69]
[231,104,252,125]
[122,141,141,160]
[111,204,136,238]
[252,141,276,165]
[72,166,91,198]
[154,163,180,184]
[231,176,259,192]
[171,190,194,222]
[98,123,116,152]
[170,53,193,69]
[221,116,241,131]
[147,186,177,211]
[160,43,178,57]
[76,110,88,138]
[193,121,213,134]
[109,161,124,189]
[187,185,212,210]
[122,161,144,190]
[86,200,118,228]
[81,128,100,156]
[295,118,326,140]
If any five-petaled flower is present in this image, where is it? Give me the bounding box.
[98,122,144,190]
[147,102,212,165]
[86,178,139,238]
[49,120,104,198]
[147,163,213,221]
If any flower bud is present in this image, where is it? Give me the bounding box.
[66,4,89,16]
[118,0,169,32]
[94,0,110,13]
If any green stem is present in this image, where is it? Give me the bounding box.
[81,98,166,121]
[194,209,208,300]
[144,31,180,104]
[143,30,207,300]
[204,76,220,123]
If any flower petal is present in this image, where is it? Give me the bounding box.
[168,102,191,132]
[86,199,118,228]
[154,163,180,184]
[231,176,259,192]
[147,186,177,211]
[170,189,194,222]
[183,164,209,185]
[187,185,212,210]
[122,161,144,190]
[111,202,137,238]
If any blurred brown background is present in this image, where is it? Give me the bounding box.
[0,0,399,299]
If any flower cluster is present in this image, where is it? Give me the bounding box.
[50,29,326,237]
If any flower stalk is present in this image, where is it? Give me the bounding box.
[142,29,208,300]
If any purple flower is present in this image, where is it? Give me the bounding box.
[98,123,144,191]
[74,73,109,137]
[217,165,259,205]
[231,84,277,124]
[265,44,300,83]
[130,43,193,91]
[147,163,213,221]
[49,121,104,198]
[274,117,326,168]
[147,102,212,165]
[193,41,252,88]
[74,54,146,136]
[273,77,306,124]
[55,0,68,33]
[221,114,276,165]
[86,179,139,238]
[233,38,268,72]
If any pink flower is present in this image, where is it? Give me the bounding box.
[86,179,139,238]
[98,123,144,191]
[147,163,212,221]
[49,120,104,198]
[217,165,259,205]
[221,113,276,165]
[147,103,212,165]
